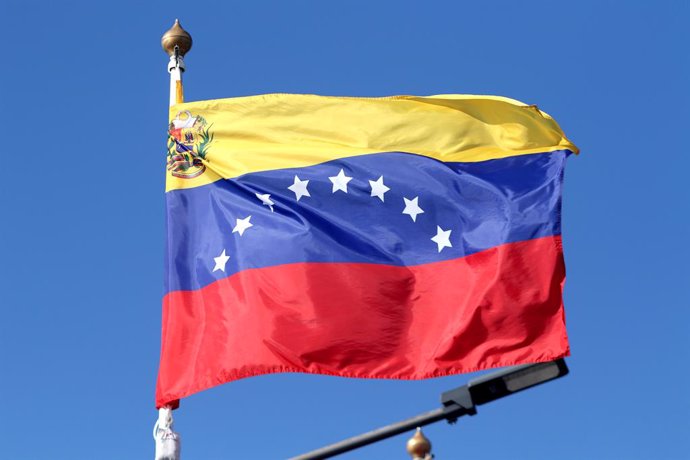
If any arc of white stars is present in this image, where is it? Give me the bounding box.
[402,196,424,222]
[288,175,310,201]
[232,216,253,236]
[213,249,230,272]
[369,176,390,202]
[431,226,453,252]
[329,169,353,193]
[255,193,274,212]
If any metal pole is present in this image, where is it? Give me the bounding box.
[154,20,193,460]
[161,19,192,106]
[289,359,568,459]
[289,408,447,460]
[289,385,475,460]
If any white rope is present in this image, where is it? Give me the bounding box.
[154,407,180,460]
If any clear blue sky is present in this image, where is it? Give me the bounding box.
[2,1,689,458]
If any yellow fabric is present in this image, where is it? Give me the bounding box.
[166,93,577,191]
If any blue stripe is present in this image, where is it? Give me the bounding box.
[165,150,570,293]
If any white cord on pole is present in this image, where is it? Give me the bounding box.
[154,407,180,460]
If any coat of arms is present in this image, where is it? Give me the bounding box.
[167,111,213,178]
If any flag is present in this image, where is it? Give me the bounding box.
[156,94,577,408]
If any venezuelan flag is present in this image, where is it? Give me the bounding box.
[156,94,577,408]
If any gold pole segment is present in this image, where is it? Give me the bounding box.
[175,80,184,105]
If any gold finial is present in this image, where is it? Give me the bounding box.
[406,427,432,459]
[161,19,193,57]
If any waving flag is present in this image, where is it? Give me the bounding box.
[156,94,577,408]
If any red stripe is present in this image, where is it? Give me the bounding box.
[156,236,569,408]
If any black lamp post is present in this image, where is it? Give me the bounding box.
[289,359,569,459]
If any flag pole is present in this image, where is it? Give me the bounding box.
[155,19,193,460]
[162,19,192,106]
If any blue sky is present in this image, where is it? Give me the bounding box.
[1,1,689,458]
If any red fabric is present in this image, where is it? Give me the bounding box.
[156,236,568,408]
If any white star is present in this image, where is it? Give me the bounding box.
[288,175,311,201]
[329,169,353,193]
[431,226,453,253]
[213,249,230,272]
[369,176,390,202]
[232,216,253,236]
[402,196,424,222]
[255,193,274,212]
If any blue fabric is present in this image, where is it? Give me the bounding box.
[165,150,570,293]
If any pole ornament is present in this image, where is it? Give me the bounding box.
[161,19,192,58]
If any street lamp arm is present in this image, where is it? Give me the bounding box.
[289,359,568,459]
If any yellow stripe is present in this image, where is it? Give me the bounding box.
[166,93,577,191]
